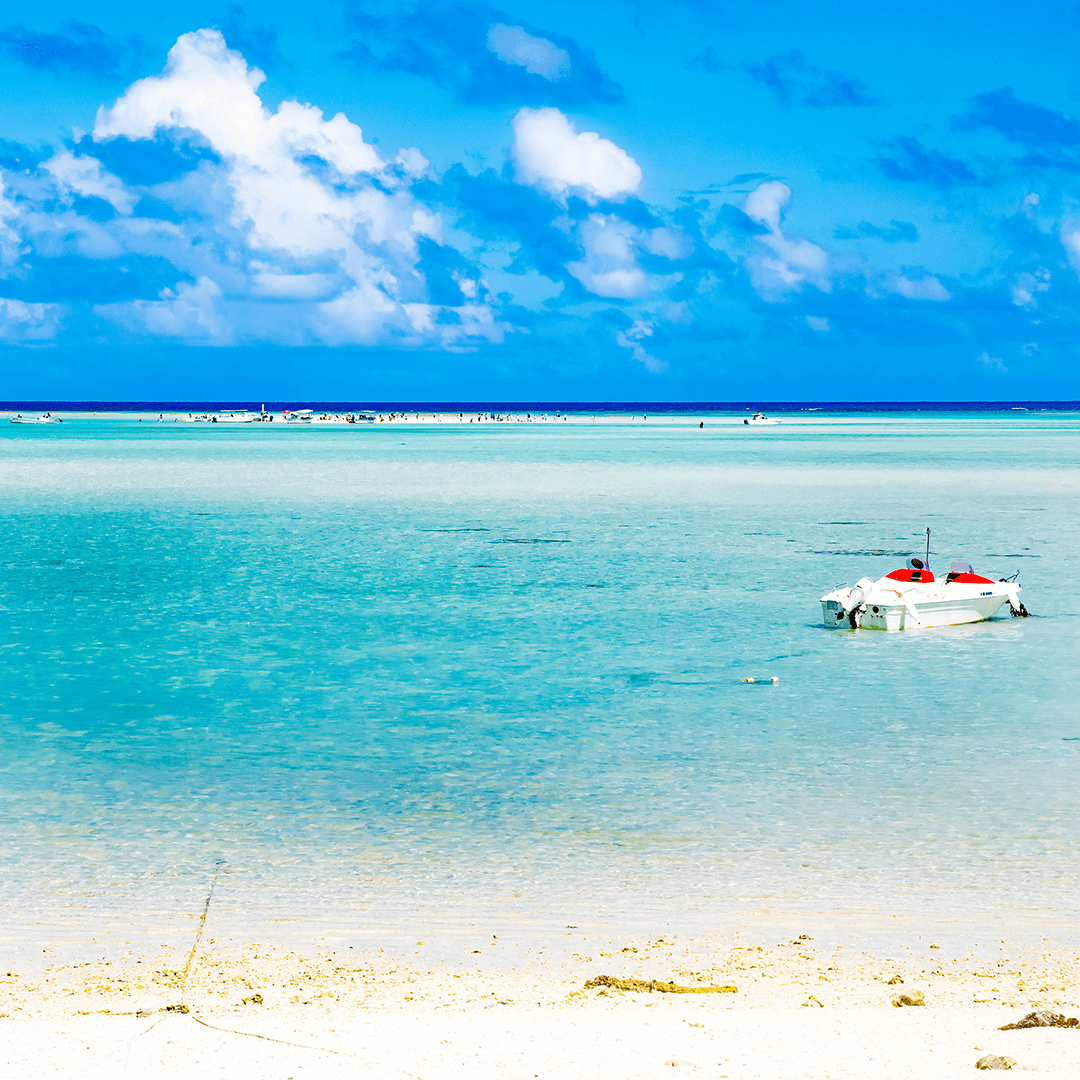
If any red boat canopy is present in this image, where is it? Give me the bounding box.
[886,568,936,583]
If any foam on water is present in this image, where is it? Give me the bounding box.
[2,414,1078,956]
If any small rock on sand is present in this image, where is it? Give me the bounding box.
[663,1060,695,1067]
[887,975,904,985]
[975,1054,1015,1070]
[891,990,925,1007]
[999,1009,1079,1030]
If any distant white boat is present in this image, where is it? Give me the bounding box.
[9,412,60,424]
[744,412,780,425]
[215,410,257,423]
[283,409,313,423]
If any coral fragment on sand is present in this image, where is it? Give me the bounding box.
[999,1010,1079,1030]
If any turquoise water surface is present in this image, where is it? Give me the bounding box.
[2,414,1078,951]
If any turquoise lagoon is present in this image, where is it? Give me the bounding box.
[1,412,1078,955]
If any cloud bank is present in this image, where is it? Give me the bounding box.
[2,24,1070,386]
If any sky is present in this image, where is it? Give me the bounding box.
[1,0,1079,400]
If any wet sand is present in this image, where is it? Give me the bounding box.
[4,930,1080,1078]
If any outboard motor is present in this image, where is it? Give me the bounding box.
[1004,585,1030,617]
[843,576,875,628]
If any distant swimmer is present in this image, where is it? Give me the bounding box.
[699,422,704,428]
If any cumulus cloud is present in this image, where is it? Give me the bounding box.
[806,315,830,331]
[1061,221,1080,270]
[977,350,1007,373]
[512,107,641,202]
[0,296,63,341]
[742,181,830,298]
[98,276,230,343]
[0,179,24,269]
[567,214,648,298]
[45,151,135,214]
[487,25,569,80]
[1012,268,1050,308]
[74,28,506,347]
[615,319,667,372]
[880,272,951,301]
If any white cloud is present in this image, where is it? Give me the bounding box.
[567,214,648,298]
[742,181,831,299]
[45,152,135,215]
[639,227,690,259]
[0,180,25,269]
[806,315,830,332]
[977,351,1007,373]
[0,297,63,342]
[1011,268,1050,308]
[615,319,667,373]
[98,277,231,343]
[882,273,950,301]
[743,181,790,233]
[76,28,506,347]
[512,108,641,202]
[487,25,570,80]
[1061,222,1080,271]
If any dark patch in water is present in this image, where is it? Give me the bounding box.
[817,521,866,525]
[986,553,1040,557]
[492,538,571,544]
[808,549,911,557]
[421,528,492,533]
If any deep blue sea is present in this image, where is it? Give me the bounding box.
[2,409,1078,955]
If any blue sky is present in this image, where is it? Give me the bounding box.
[1,0,1078,400]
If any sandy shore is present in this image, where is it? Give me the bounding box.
[4,930,1079,1078]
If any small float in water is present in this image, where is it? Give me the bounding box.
[820,530,1030,631]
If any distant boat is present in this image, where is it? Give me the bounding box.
[744,411,779,425]
[9,412,60,424]
[283,409,313,423]
[215,410,257,423]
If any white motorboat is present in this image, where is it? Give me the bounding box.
[283,409,313,423]
[215,409,257,423]
[9,412,60,424]
[820,556,1028,631]
[744,411,779,425]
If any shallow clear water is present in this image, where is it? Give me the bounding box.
[2,414,1079,950]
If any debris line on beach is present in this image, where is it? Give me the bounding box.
[583,975,736,994]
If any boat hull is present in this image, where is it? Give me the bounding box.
[821,591,1012,630]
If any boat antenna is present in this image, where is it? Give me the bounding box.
[925,527,931,570]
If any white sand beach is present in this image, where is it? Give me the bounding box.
[4,929,1080,1078]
